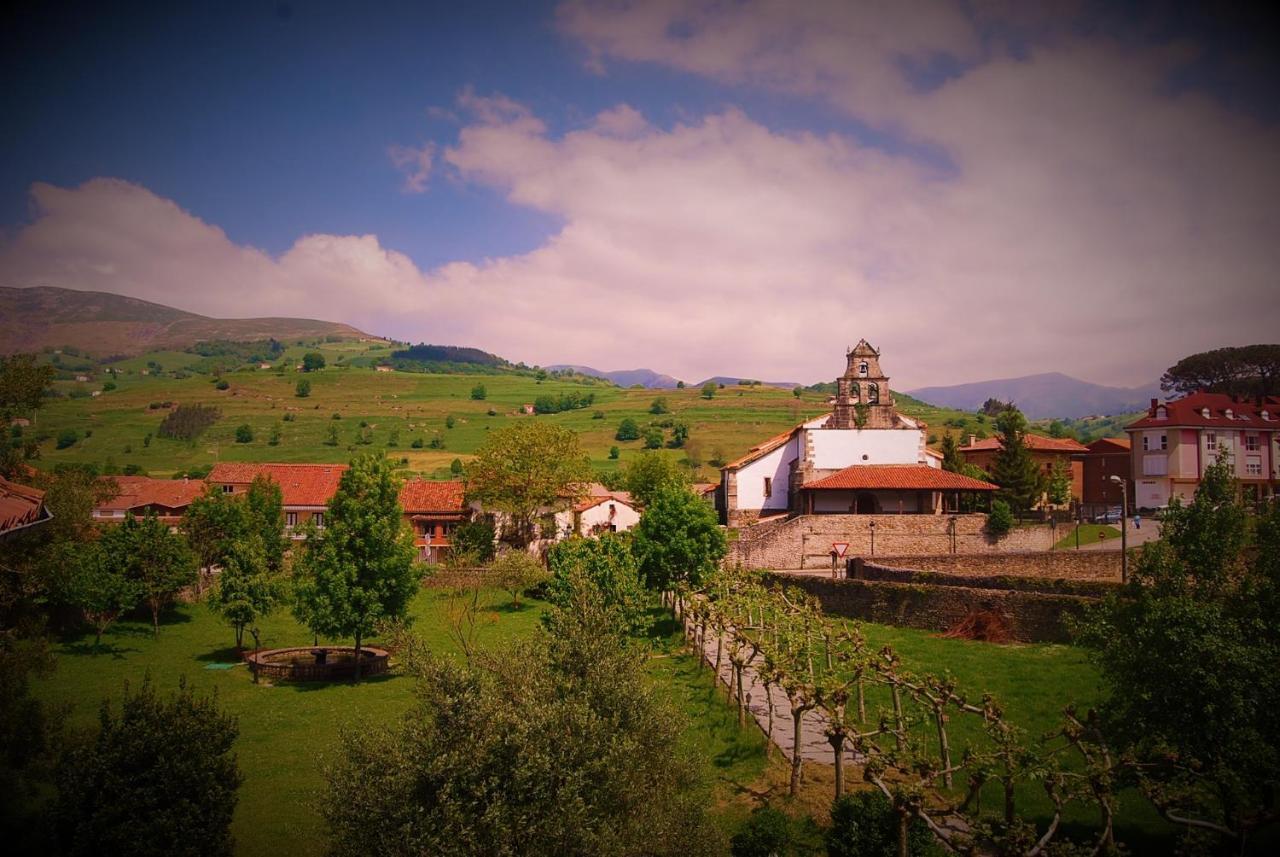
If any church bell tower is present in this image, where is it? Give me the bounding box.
[830,339,895,429]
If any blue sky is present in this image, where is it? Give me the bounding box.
[2,1,1278,388]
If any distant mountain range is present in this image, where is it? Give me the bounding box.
[546,365,683,389]
[696,376,802,389]
[906,372,1162,419]
[0,286,369,356]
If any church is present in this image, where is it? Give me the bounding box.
[718,341,996,525]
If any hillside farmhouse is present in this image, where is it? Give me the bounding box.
[718,340,996,526]
[959,433,1087,504]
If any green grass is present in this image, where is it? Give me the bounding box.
[1053,523,1121,550]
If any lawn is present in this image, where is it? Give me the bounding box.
[1053,523,1121,549]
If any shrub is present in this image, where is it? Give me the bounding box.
[730,806,794,857]
[609,445,620,460]
[102,381,117,392]
[827,791,933,857]
[592,410,605,420]
[295,379,311,398]
[615,418,640,441]
[302,352,325,372]
[411,437,424,449]
[700,382,717,399]
[532,391,596,414]
[643,428,664,449]
[649,397,670,415]
[157,404,220,440]
[986,498,1014,537]
[450,458,463,476]
[234,424,253,443]
[451,519,496,564]
[470,383,487,400]
[56,428,79,449]
[214,379,230,390]
[445,415,456,429]
[331,412,342,420]
[487,408,497,417]
[428,434,445,450]
[282,411,296,422]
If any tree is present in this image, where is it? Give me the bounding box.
[1075,455,1278,849]
[643,428,664,449]
[492,550,547,608]
[623,451,689,507]
[989,408,1044,514]
[451,518,496,564]
[632,485,726,592]
[985,498,1014,536]
[470,383,487,400]
[667,421,689,448]
[0,354,55,422]
[827,791,932,857]
[546,535,646,632]
[791,387,802,398]
[295,378,311,398]
[103,512,197,634]
[700,382,717,399]
[268,421,282,446]
[1045,459,1072,506]
[302,351,326,372]
[731,806,795,857]
[52,677,242,857]
[649,397,670,415]
[608,445,619,460]
[56,428,79,449]
[325,424,340,446]
[980,396,1012,416]
[65,542,140,650]
[450,457,463,476]
[1160,343,1280,398]
[465,422,592,548]
[615,417,640,441]
[210,534,282,648]
[234,424,253,443]
[292,453,419,680]
[322,594,711,856]
[938,432,963,472]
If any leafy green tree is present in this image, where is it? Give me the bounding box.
[295,378,311,397]
[65,542,141,650]
[302,351,326,372]
[469,383,487,400]
[210,534,282,648]
[1045,459,1072,505]
[643,428,664,449]
[102,512,197,634]
[451,519,496,564]
[989,408,1044,514]
[1160,343,1280,397]
[234,424,253,443]
[649,397,670,415]
[1075,454,1277,849]
[700,382,717,399]
[450,457,464,476]
[608,445,619,460]
[623,451,689,507]
[731,806,796,857]
[56,428,79,449]
[827,791,933,857]
[667,421,689,448]
[492,550,547,608]
[52,677,242,857]
[632,485,726,591]
[324,424,340,446]
[985,498,1014,537]
[182,486,245,590]
[465,422,592,548]
[0,354,56,422]
[268,422,282,445]
[791,387,801,398]
[322,589,710,856]
[938,433,963,472]
[546,535,646,632]
[292,454,418,679]
[615,417,640,441]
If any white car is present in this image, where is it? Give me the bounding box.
[1092,506,1123,524]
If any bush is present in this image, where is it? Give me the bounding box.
[649,397,670,415]
[411,437,424,449]
[331,412,342,420]
[643,428,664,450]
[56,428,79,449]
[102,381,116,392]
[592,410,605,420]
[451,519,496,564]
[827,791,934,857]
[157,404,220,440]
[450,458,463,476]
[234,424,253,444]
[445,415,456,429]
[302,352,325,372]
[533,391,596,414]
[295,379,311,398]
[283,412,296,422]
[615,418,640,441]
[214,379,230,390]
[609,445,620,460]
[985,498,1014,537]
[470,383,487,400]
[730,806,794,857]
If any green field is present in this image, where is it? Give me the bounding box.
[1053,523,1122,549]
[25,342,995,483]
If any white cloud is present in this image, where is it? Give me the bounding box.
[387,143,436,193]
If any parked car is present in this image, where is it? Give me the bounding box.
[1093,506,1123,524]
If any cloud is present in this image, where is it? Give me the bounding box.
[387,143,436,193]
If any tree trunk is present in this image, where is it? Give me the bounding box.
[94,628,103,651]
[857,677,866,723]
[150,598,160,635]
[831,732,845,798]
[354,631,363,683]
[891,683,905,751]
[1003,773,1015,825]
[734,663,745,727]
[235,624,244,649]
[764,681,775,755]
[936,708,952,788]
[789,706,805,796]
[714,632,723,688]
[897,809,910,857]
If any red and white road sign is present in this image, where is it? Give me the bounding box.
[832,542,850,557]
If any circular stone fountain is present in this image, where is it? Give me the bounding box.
[245,646,390,681]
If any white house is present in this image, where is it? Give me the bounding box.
[719,341,994,524]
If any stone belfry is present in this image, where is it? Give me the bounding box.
[829,339,896,429]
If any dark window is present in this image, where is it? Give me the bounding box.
[763,477,772,498]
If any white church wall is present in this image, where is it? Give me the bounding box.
[736,435,800,511]
[806,428,923,469]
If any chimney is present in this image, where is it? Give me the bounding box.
[968,434,976,447]
[1150,398,1158,416]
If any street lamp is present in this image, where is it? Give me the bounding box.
[1109,475,1128,584]
[869,519,876,556]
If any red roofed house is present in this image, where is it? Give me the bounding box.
[1126,393,1279,509]
[1077,437,1133,506]
[92,476,207,527]
[563,490,641,537]
[718,342,987,524]
[0,475,52,538]
[207,462,348,538]
[399,478,469,562]
[959,433,1088,504]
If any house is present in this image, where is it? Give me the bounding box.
[719,341,992,524]
[563,490,641,537]
[1126,393,1280,509]
[258,362,274,370]
[0,476,52,538]
[959,433,1087,504]
[399,478,468,561]
[92,476,206,527]
[206,462,347,537]
[1076,438,1133,506]
[75,374,90,383]
[520,403,535,415]
[374,364,393,373]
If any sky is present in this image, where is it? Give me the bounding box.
[2,0,1278,389]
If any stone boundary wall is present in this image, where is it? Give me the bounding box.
[728,514,1057,569]
[867,550,1121,581]
[856,562,1120,598]
[765,573,1093,643]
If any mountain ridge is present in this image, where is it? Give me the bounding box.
[906,371,1162,419]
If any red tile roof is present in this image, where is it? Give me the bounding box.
[1085,437,1130,453]
[573,492,635,513]
[0,476,49,534]
[399,479,466,514]
[207,462,348,507]
[1127,391,1280,430]
[961,435,1088,454]
[98,476,206,512]
[805,464,998,492]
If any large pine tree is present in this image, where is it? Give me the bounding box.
[989,408,1045,515]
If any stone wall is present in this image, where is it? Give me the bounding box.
[766,573,1095,643]
[728,513,1057,570]
[866,550,1121,581]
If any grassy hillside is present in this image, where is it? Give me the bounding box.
[0,286,368,356]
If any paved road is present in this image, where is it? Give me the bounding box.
[1065,519,1161,551]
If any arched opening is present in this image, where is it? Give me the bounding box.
[855,492,878,514]
[867,383,879,404]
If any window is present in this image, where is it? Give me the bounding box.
[1206,432,1216,451]
[763,477,772,498]
[1225,408,1234,419]
[867,383,879,404]
[1246,456,1262,476]
[1160,434,1167,450]
[1142,436,1149,451]
[858,361,868,376]
[285,512,298,528]
[314,513,324,529]
[222,484,234,494]
[1246,435,1259,451]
